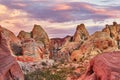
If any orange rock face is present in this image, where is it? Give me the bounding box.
[0,27,24,80]
[79,51,120,80]
[102,22,120,39]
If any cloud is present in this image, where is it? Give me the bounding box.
[52,4,72,11]
[0,0,120,23]
[0,0,120,38]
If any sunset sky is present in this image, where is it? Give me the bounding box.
[0,0,120,38]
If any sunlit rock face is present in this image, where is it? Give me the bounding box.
[79,51,120,80]
[17,24,51,62]
[102,22,120,49]
[18,24,50,48]
[31,24,50,47]
[73,24,89,42]
[17,30,31,40]
[56,24,89,60]
[0,26,24,80]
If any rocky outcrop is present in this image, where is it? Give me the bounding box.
[18,24,50,48]
[31,24,49,47]
[73,24,89,42]
[0,26,22,56]
[0,27,24,80]
[17,25,50,61]
[79,51,120,80]
[102,22,120,49]
[71,31,117,61]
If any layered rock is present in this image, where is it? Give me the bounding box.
[0,27,24,80]
[0,26,21,56]
[79,51,120,80]
[73,24,89,42]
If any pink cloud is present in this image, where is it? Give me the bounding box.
[53,4,72,11]
[13,3,27,7]
[81,3,120,18]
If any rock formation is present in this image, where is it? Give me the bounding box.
[0,26,21,56]
[79,51,120,80]
[73,24,89,42]
[18,24,50,48]
[16,38,43,62]
[102,22,120,49]
[31,24,49,47]
[71,31,117,61]
[0,26,24,80]
[55,24,90,60]
[17,24,50,61]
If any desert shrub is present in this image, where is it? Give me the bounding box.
[25,69,65,80]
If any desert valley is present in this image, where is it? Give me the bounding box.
[1,22,120,80]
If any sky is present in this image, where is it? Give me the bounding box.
[0,0,120,38]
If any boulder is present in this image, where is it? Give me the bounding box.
[79,51,120,80]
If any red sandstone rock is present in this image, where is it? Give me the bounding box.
[79,51,120,80]
[0,26,22,56]
[0,27,24,80]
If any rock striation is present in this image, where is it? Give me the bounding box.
[0,26,24,80]
[79,51,120,80]
[0,26,21,56]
